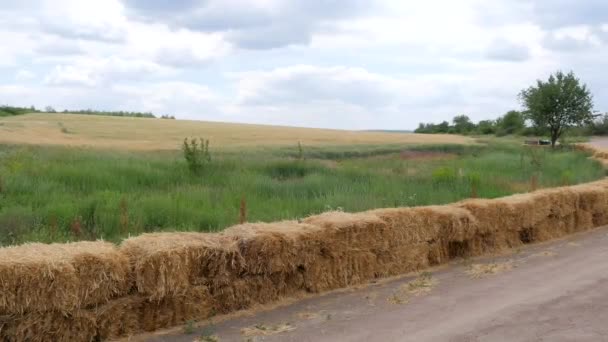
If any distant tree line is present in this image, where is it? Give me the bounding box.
[0,105,41,117]
[56,108,157,118]
[416,110,608,138]
[0,105,177,120]
[415,111,532,136]
[416,71,601,147]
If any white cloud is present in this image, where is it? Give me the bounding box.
[1,0,608,129]
[15,70,36,81]
[44,57,176,87]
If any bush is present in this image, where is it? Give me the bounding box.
[432,167,457,184]
[182,138,211,173]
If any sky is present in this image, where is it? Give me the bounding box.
[0,0,607,130]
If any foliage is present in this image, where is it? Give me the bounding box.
[0,105,40,117]
[587,113,608,135]
[452,115,475,134]
[61,109,156,118]
[496,110,525,136]
[477,120,497,135]
[0,142,603,246]
[519,70,594,147]
[431,167,457,184]
[182,138,211,173]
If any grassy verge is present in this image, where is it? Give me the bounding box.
[0,141,603,245]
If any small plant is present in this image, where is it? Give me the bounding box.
[468,172,481,198]
[184,320,195,334]
[432,167,457,184]
[49,214,58,239]
[239,196,247,224]
[57,122,71,134]
[182,138,211,173]
[561,170,573,186]
[119,198,129,234]
[70,216,82,238]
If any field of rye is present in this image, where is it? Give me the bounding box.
[0,138,604,246]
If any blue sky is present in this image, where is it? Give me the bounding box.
[0,0,607,129]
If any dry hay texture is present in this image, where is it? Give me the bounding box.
[1,147,608,340]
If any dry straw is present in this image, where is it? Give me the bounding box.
[0,241,129,314]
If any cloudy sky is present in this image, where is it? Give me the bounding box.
[1,0,607,129]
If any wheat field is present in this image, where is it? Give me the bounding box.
[0,113,472,151]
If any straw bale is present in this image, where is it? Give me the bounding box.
[0,241,129,314]
[121,232,242,300]
[370,206,477,243]
[0,311,97,342]
[95,285,214,339]
[303,211,389,250]
[224,221,324,275]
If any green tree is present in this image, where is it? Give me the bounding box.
[589,113,608,135]
[477,120,497,135]
[497,110,525,136]
[452,115,475,134]
[519,71,594,147]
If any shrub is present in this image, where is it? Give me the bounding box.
[182,138,211,173]
[432,167,457,184]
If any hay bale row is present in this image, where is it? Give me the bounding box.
[0,286,214,342]
[2,175,608,340]
[0,241,129,315]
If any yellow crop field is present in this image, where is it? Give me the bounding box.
[0,113,472,151]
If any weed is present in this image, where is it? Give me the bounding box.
[119,198,129,234]
[561,170,573,186]
[432,167,457,184]
[184,320,195,334]
[239,196,247,224]
[70,216,82,238]
[468,172,481,198]
[182,137,211,173]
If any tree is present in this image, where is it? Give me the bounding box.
[519,71,594,147]
[477,120,497,135]
[497,110,525,136]
[588,113,608,135]
[452,115,475,134]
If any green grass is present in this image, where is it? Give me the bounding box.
[0,141,603,246]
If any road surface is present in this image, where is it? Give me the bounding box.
[137,225,608,342]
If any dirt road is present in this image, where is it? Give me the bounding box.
[139,226,608,342]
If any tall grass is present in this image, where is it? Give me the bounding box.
[0,142,603,246]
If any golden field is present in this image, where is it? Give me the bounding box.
[0,113,472,151]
